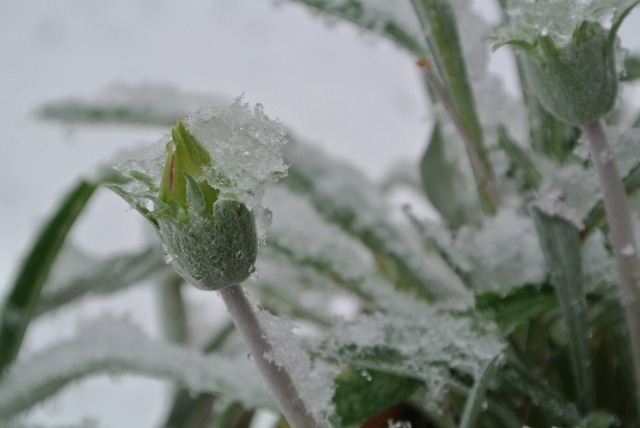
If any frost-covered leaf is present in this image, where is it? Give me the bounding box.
[0,318,274,418]
[283,135,469,302]
[286,0,427,56]
[37,83,226,126]
[35,244,166,316]
[265,186,425,313]
[319,309,505,411]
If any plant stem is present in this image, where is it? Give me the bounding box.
[417,58,501,210]
[219,284,317,428]
[582,120,640,404]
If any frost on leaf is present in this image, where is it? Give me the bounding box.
[0,318,273,419]
[320,309,505,412]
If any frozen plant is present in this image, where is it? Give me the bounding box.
[3,0,640,427]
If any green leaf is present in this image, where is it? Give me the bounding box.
[411,0,495,213]
[0,319,274,418]
[531,195,595,412]
[476,285,557,334]
[420,122,477,228]
[286,0,428,57]
[498,358,580,426]
[333,369,421,426]
[0,179,98,378]
[459,357,500,428]
[36,83,225,127]
[576,412,620,428]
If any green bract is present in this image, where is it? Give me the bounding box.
[494,0,640,125]
[107,100,287,290]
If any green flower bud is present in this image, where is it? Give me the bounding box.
[159,120,219,215]
[108,100,287,290]
[494,1,639,125]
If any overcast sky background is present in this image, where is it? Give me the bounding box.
[2,1,640,426]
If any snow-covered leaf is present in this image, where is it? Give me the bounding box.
[35,244,166,316]
[0,318,274,419]
[319,309,505,411]
[283,135,469,302]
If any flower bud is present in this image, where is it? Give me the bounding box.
[494,1,639,125]
[159,120,219,215]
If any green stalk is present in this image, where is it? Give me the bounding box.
[411,0,499,213]
[582,120,640,411]
[219,284,318,428]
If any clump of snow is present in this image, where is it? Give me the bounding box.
[256,310,337,426]
[451,204,546,292]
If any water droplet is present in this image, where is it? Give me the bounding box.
[246,353,253,361]
[248,265,256,274]
[360,369,372,381]
[162,254,173,264]
[621,244,636,256]
[481,400,488,411]
[235,250,244,260]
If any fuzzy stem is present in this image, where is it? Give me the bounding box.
[582,120,640,403]
[219,284,318,428]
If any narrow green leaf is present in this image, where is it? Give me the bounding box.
[333,369,421,426]
[286,0,428,57]
[531,195,595,412]
[476,285,557,334]
[459,357,500,428]
[576,412,619,428]
[0,180,98,378]
[420,122,476,228]
[499,358,580,426]
[411,0,496,213]
[37,83,224,127]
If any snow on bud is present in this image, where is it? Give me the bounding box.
[493,0,640,125]
[107,99,288,290]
